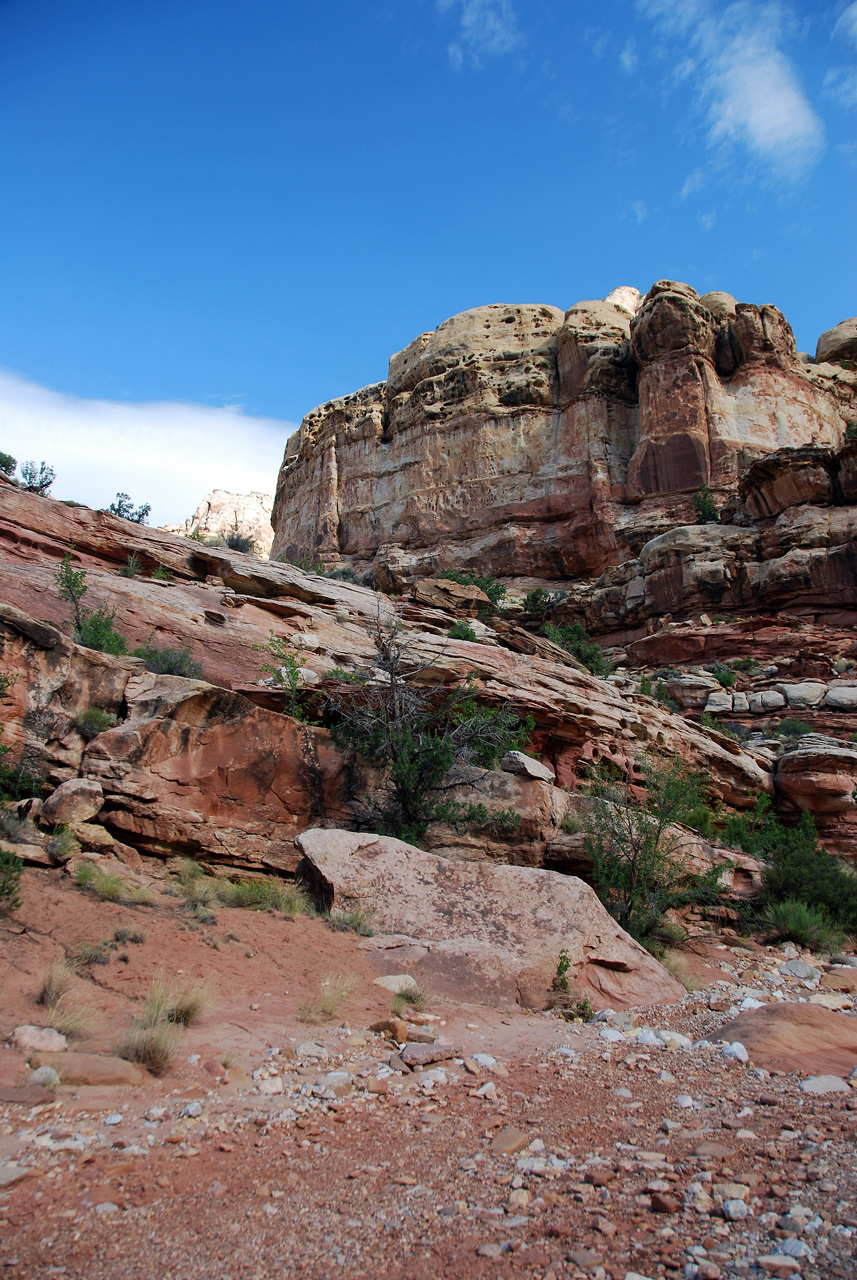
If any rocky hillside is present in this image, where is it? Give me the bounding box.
[161,488,275,557]
[271,281,857,597]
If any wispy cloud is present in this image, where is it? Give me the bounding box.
[0,369,295,527]
[438,0,522,70]
[632,200,648,223]
[824,1,857,109]
[620,40,638,74]
[639,1,825,178]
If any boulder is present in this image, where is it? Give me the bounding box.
[778,682,827,710]
[27,1052,147,1086]
[500,751,555,783]
[824,685,857,712]
[41,778,104,826]
[776,736,857,814]
[701,1002,857,1076]
[11,1025,67,1054]
[816,317,857,365]
[295,828,684,1009]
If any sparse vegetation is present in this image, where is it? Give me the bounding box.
[36,960,75,1008]
[583,755,726,946]
[118,552,144,577]
[0,847,23,911]
[325,566,360,583]
[559,814,582,836]
[522,587,552,617]
[692,484,719,524]
[0,452,16,476]
[73,862,153,906]
[299,972,356,1023]
[46,825,80,863]
[660,950,702,991]
[775,718,813,739]
[73,706,119,740]
[78,941,111,966]
[447,620,478,642]
[655,680,680,712]
[258,632,307,720]
[543,622,610,677]
[639,674,653,697]
[132,643,203,679]
[217,876,312,918]
[117,1021,179,1076]
[150,564,174,581]
[20,460,55,495]
[107,493,151,524]
[54,552,128,654]
[225,530,255,554]
[764,899,845,953]
[0,809,38,844]
[144,975,212,1027]
[328,899,374,936]
[326,614,532,845]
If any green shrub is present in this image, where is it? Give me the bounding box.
[117,1021,179,1076]
[257,632,306,719]
[73,707,119,740]
[447,620,478,642]
[325,566,360,583]
[217,876,311,917]
[583,755,725,945]
[118,553,143,578]
[77,608,128,655]
[692,485,719,524]
[437,570,507,608]
[686,804,715,839]
[0,847,22,911]
[714,669,737,688]
[0,452,16,477]
[20,460,55,495]
[523,587,552,617]
[764,899,845,952]
[0,809,37,844]
[655,680,679,712]
[225,531,254,554]
[732,657,757,672]
[543,622,609,677]
[132,644,203,679]
[150,565,174,581]
[776,718,813,739]
[106,493,150,524]
[328,899,374,936]
[46,825,80,863]
[639,674,653,697]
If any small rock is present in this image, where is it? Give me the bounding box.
[722,1041,749,1062]
[477,1243,502,1259]
[296,1042,327,1060]
[755,1256,801,1276]
[650,1191,680,1214]
[26,1066,59,1089]
[675,1095,696,1108]
[780,959,820,981]
[508,1187,530,1209]
[372,974,419,995]
[500,750,555,782]
[722,1198,749,1221]
[11,1025,67,1054]
[399,1042,460,1067]
[490,1126,530,1155]
[103,1112,123,1126]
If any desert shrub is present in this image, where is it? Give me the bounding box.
[46,825,80,863]
[299,973,356,1023]
[73,862,152,906]
[655,681,680,712]
[217,876,311,918]
[20,460,55,495]
[447,620,478,642]
[583,755,726,945]
[258,632,307,720]
[543,622,609,677]
[0,452,16,476]
[225,530,255,554]
[78,941,111,966]
[327,616,532,844]
[143,976,211,1027]
[325,566,360,583]
[73,707,118,740]
[0,809,37,844]
[118,553,143,578]
[692,485,719,524]
[328,899,374,936]
[0,848,22,911]
[150,564,174,581]
[523,587,552,617]
[77,608,128,655]
[776,718,813,739]
[132,644,203,679]
[764,899,845,952]
[106,493,150,524]
[437,569,507,608]
[560,814,582,836]
[117,1021,179,1076]
[660,950,702,991]
[732,657,757,672]
[846,421,857,442]
[47,997,96,1040]
[36,961,74,1008]
[714,669,736,688]
[685,804,716,839]
[639,674,653,697]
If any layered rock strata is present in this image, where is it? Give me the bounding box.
[271,282,856,589]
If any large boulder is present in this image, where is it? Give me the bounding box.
[294,828,684,1010]
[776,735,857,814]
[816,318,857,365]
[702,1002,857,1076]
[42,778,104,826]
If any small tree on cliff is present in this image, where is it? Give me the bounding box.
[692,485,719,524]
[326,612,533,845]
[53,551,127,655]
[583,754,725,949]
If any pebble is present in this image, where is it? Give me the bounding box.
[800,1074,849,1095]
[103,1113,123,1126]
[722,1198,749,1221]
[722,1042,749,1062]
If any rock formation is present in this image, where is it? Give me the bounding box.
[161,488,275,557]
[271,281,856,590]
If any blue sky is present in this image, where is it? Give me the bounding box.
[1,0,854,523]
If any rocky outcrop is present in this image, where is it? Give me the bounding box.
[816,318,857,366]
[295,828,685,1009]
[161,489,275,558]
[271,284,856,587]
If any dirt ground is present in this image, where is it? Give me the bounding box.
[0,870,856,1280]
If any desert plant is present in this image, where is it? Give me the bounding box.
[106,493,150,524]
[776,718,813,739]
[714,669,737,688]
[46,825,80,863]
[325,566,360,583]
[846,420,857,442]
[117,1021,179,1076]
[543,622,610,677]
[560,814,582,836]
[639,674,653,697]
[583,755,726,945]
[0,452,16,476]
[217,876,311,917]
[118,553,144,578]
[47,994,96,1040]
[522,587,552,617]
[20,460,55,495]
[54,551,89,635]
[692,485,719,524]
[447,620,478,642]
[326,613,532,845]
[764,899,845,952]
[225,530,255,553]
[36,960,75,1008]
[660,950,702,991]
[0,847,22,911]
[146,976,211,1027]
[731,657,758,673]
[654,681,679,712]
[0,809,37,844]
[150,565,173,581]
[258,632,306,720]
[298,972,356,1023]
[328,899,374,936]
[77,607,128,655]
[73,706,119,740]
[554,947,571,991]
[132,643,203,679]
[73,862,152,905]
[403,978,430,1011]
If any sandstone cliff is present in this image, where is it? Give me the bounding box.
[271,281,857,592]
[162,488,275,557]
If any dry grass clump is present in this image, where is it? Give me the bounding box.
[328,898,374,936]
[36,960,75,1009]
[47,997,97,1041]
[143,975,212,1028]
[298,972,356,1024]
[73,861,154,906]
[117,1022,179,1076]
[172,861,312,920]
[660,949,703,992]
[0,809,39,845]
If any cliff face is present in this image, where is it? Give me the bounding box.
[271,280,857,588]
[161,489,275,558]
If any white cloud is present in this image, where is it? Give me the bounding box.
[438,0,522,68]
[698,210,716,230]
[0,369,296,527]
[632,199,648,223]
[620,40,638,74]
[638,1,825,177]
[825,1,857,108]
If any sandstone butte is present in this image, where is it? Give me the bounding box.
[1,275,857,1011]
